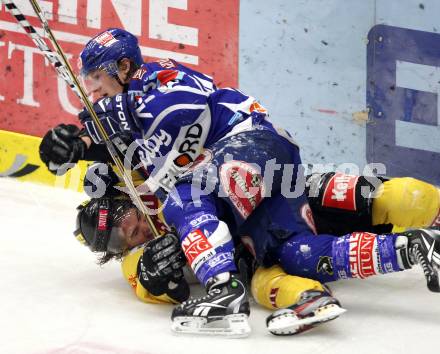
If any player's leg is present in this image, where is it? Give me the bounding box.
[307,173,440,235]
[251,265,346,335]
[167,128,305,337]
[276,227,440,292]
[164,183,251,337]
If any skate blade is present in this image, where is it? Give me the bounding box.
[171,314,251,338]
[268,304,347,334]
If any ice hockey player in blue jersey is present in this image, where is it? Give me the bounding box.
[38,28,440,337]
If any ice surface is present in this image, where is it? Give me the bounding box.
[1,178,439,354]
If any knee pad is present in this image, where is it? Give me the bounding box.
[372,177,440,228]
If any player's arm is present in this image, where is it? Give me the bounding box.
[79,85,212,199]
[39,124,113,174]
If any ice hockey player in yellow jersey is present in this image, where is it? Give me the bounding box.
[74,164,440,336]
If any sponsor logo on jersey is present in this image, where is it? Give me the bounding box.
[322,173,359,211]
[154,122,206,192]
[182,229,215,273]
[220,161,265,219]
[348,232,379,279]
[114,94,130,131]
[137,129,172,166]
[174,123,204,168]
[155,115,209,192]
[317,256,334,276]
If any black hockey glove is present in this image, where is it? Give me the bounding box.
[39,124,86,175]
[78,94,141,144]
[137,233,189,302]
[83,162,120,198]
[234,243,257,290]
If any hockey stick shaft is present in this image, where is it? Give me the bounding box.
[1,0,160,237]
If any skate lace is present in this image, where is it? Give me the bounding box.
[182,288,221,306]
[412,246,431,277]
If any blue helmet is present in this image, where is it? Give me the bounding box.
[79,28,144,77]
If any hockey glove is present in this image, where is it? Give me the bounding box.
[78,93,141,144]
[39,124,86,175]
[83,162,120,198]
[137,232,189,302]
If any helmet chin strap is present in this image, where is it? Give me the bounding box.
[116,60,140,93]
[113,73,125,88]
[112,70,131,93]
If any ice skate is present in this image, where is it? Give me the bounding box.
[266,289,346,336]
[171,273,251,338]
[398,227,440,292]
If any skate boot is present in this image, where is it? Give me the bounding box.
[171,272,251,338]
[266,288,346,336]
[397,227,440,292]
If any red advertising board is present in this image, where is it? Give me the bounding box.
[0,0,239,137]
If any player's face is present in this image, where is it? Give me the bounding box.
[81,59,132,100]
[118,207,154,248]
[82,69,124,99]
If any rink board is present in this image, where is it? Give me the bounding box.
[0,129,87,191]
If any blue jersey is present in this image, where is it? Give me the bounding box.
[125,59,268,193]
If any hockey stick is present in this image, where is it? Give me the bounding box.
[1,0,160,237]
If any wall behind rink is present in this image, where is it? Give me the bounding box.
[239,0,440,184]
[1,0,439,185]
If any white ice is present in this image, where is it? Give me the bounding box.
[1,178,439,354]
